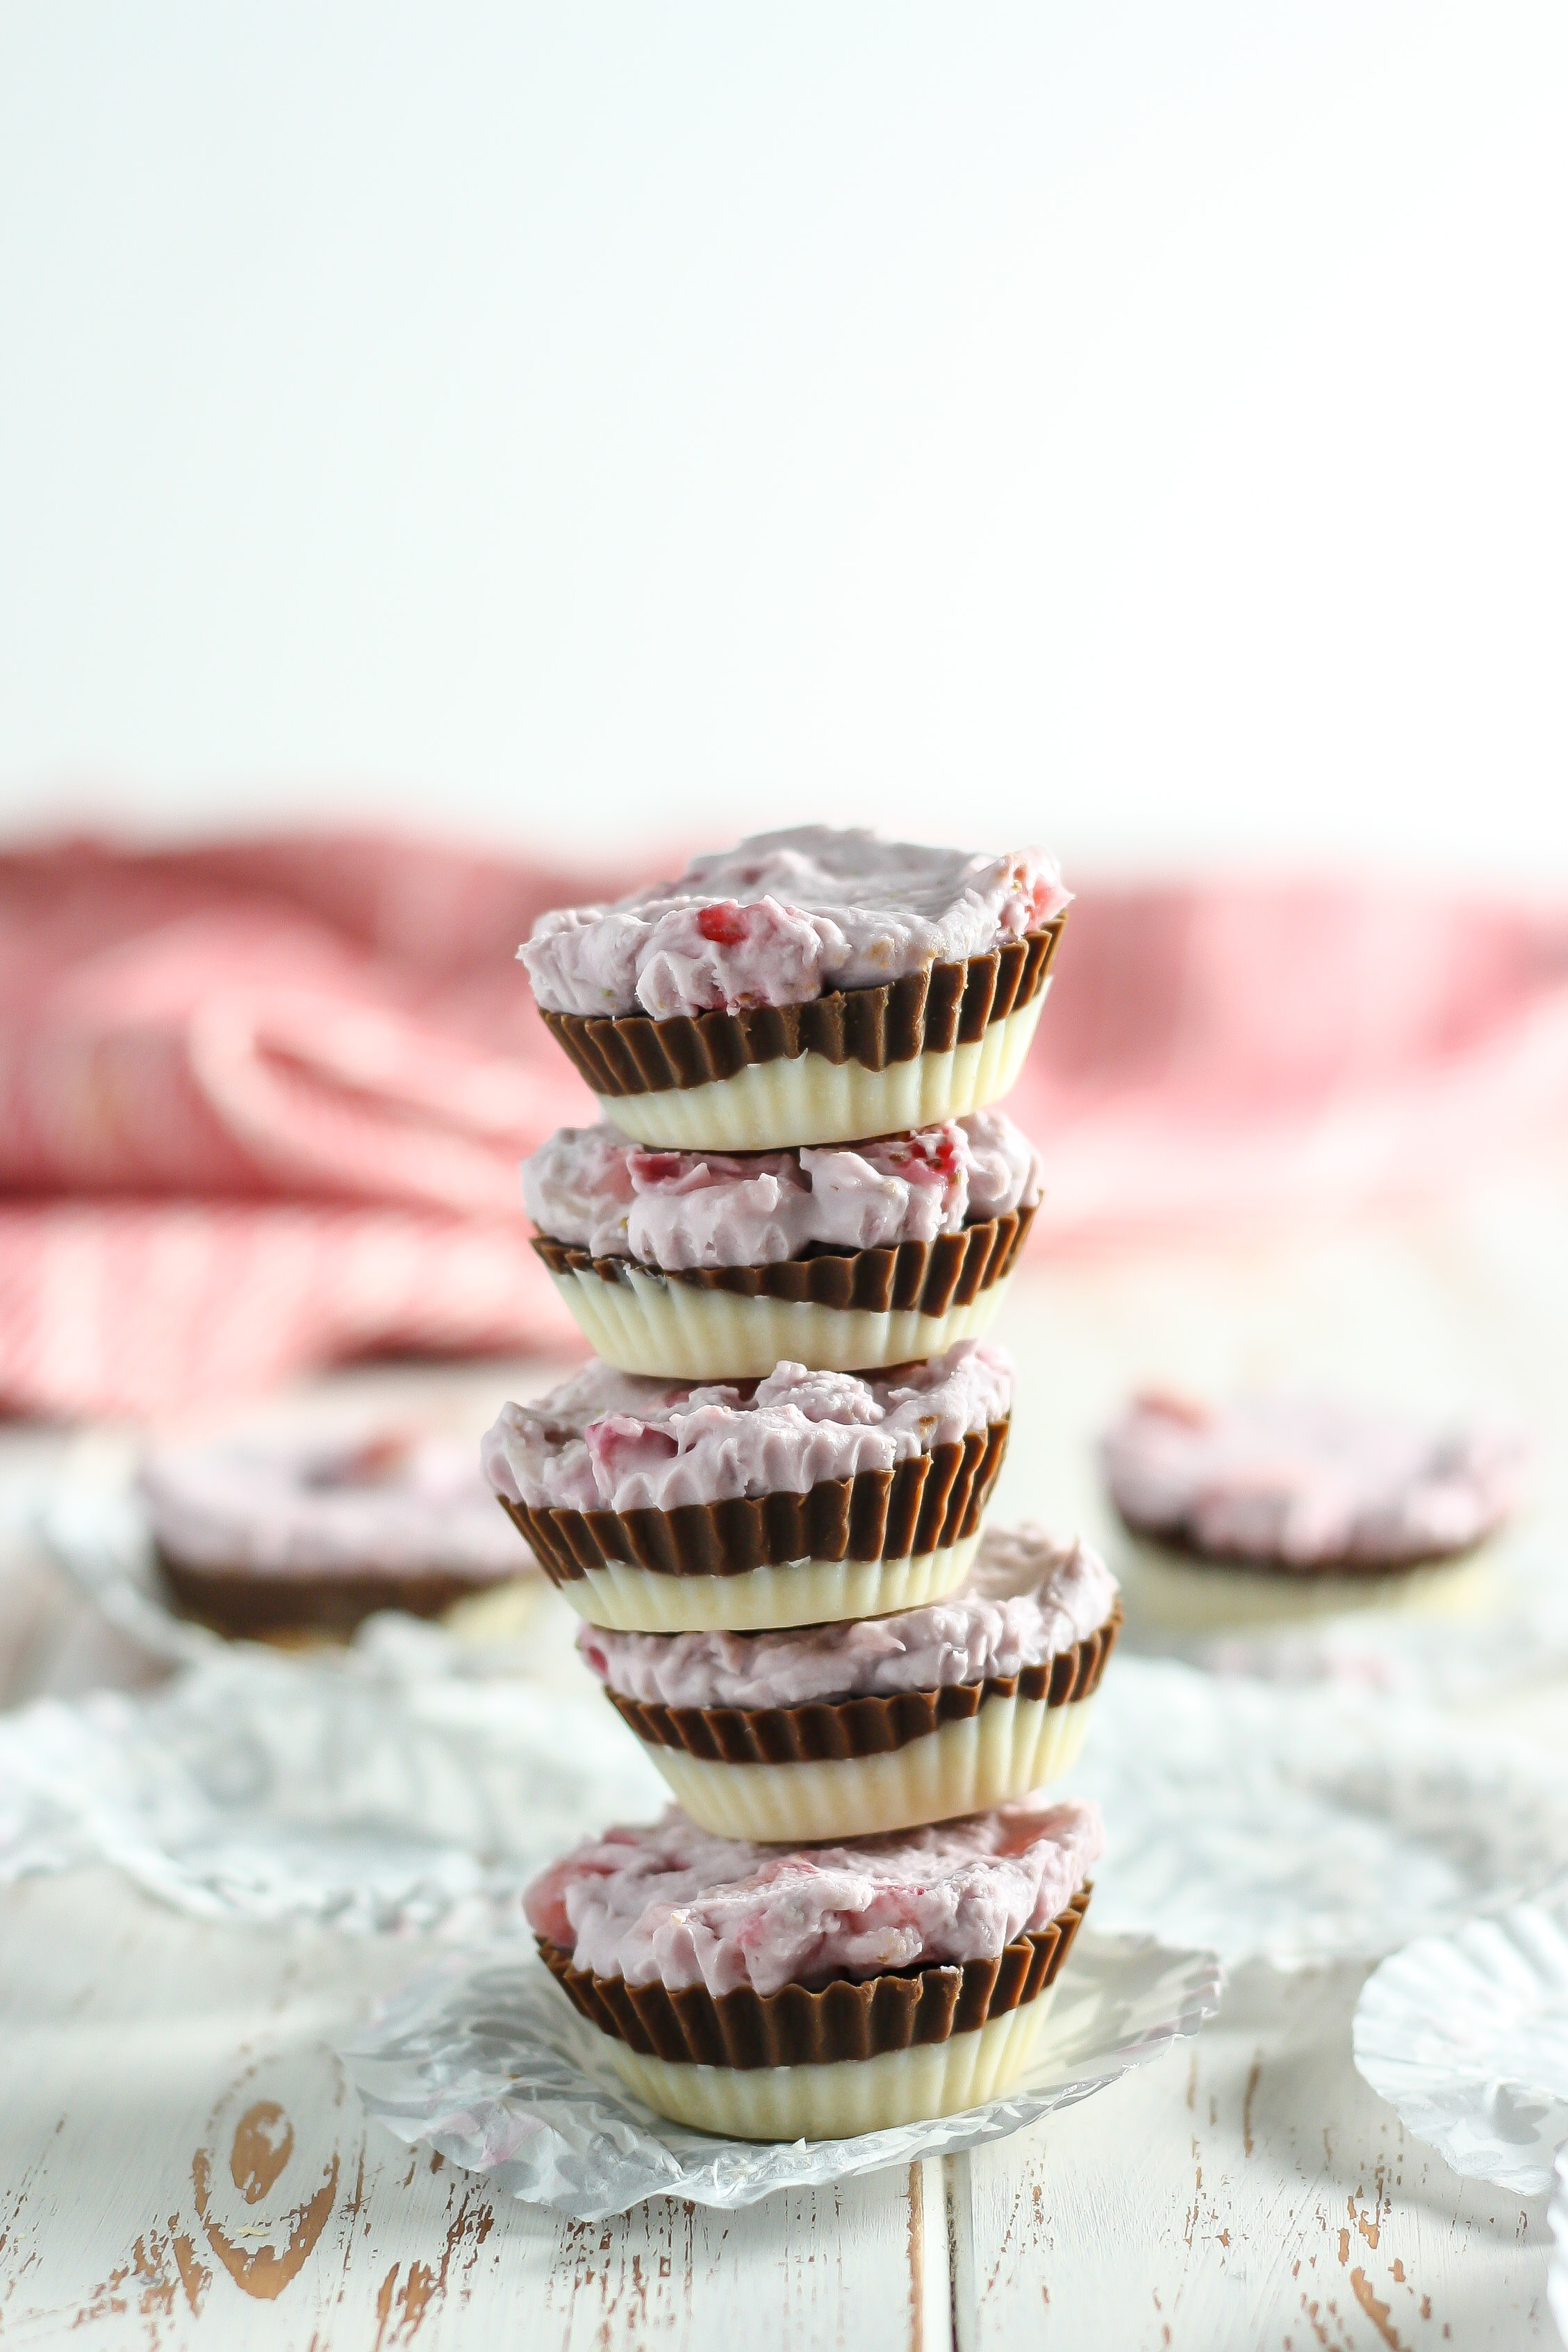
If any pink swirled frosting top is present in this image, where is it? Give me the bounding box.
[523,1794,1103,1996]
[520,825,1071,1019]
[140,1429,525,1579]
[1100,1391,1526,1568]
[481,1340,1013,1515]
[521,1110,1041,1270]
[577,1525,1118,1709]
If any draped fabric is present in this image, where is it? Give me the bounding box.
[4,834,1567,1419]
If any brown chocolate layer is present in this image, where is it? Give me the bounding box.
[500,1418,1009,1586]
[538,1884,1090,2069]
[532,1201,1036,1315]
[156,1549,517,1643]
[540,921,1065,1097]
[601,1604,1121,1763]
[1115,1513,1483,1581]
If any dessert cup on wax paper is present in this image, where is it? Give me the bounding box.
[573,1525,1121,1841]
[483,1342,1012,1633]
[497,820,1109,2150]
[525,1793,1100,2138]
[521,1111,1040,1381]
[141,1425,535,1644]
[521,827,1068,1151]
[1100,1391,1526,1638]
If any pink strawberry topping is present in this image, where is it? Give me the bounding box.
[520,1110,1040,1269]
[482,1341,1013,1514]
[524,1793,1103,1996]
[577,1525,1119,1710]
[520,825,1070,1019]
[142,1428,523,1579]
[1100,1392,1525,1568]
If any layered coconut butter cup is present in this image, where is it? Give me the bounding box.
[521,826,1068,1151]
[575,1525,1121,1841]
[1100,1391,1526,1635]
[525,1794,1102,2137]
[521,1111,1040,1381]
[140,1427,533,1644]
[482,1343,1013,1632]
[510,823,1105,2144]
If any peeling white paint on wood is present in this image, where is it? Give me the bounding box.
[0,1871,936,2351]
[964,1962,1553,2351]
[1,1872,1555,2348]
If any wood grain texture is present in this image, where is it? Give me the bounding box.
[963,1961,1553,2351]
[0,1869,934,2352]
[1,1886,1555,2352]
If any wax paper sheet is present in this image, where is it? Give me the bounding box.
[1353,1889,1568,2196]
[341,1928,1221,2217]
[1070,1657,1568,1965]
[0,1611,663,1936]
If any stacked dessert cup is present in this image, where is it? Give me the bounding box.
[484,828,1123,2140]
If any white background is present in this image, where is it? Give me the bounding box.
[1,2,1565,876]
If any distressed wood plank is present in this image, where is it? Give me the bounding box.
[0,1870,932,2352]
[964,1959,1553,2352]
[537,2161,941,2352]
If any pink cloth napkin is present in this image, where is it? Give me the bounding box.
[3,836,1567,1420]
[1021,882,1568,1241]
[0,835,602,1419]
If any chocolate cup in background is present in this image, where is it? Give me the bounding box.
[538,1885,1091,2139]
[1108,1513,1503,1639]
[598,1606,1123,1843]
[538,921,1066,1152]
[531,1203,1037,1381]
[156,1549,531,1646]
[497,1417,1009,1631]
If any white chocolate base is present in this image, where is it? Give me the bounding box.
[594,990,1049,1151]
[545,1263,1016,1380]
[1116,1538,1499,1637]
[561,1530,982,1632]
[636,1691,1096,1843]
[599,1977,1062,2139]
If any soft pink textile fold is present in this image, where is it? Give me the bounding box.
[1024,885,1568,1240]
[0,835,607,1418]
[3,837,1567,1421]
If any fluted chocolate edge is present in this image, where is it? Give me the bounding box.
[499,1418,1009,1584]
[539,920,1065,1096]
[602,1604,1123,1763]
[538,1884,1091,2069]
[531,1201,1037,1314]
[1114,1512,1489,1581]
[154,1549,515,1642]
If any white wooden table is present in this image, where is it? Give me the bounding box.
[4,1157,1568,2349]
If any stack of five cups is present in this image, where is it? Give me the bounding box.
[484,828,1123,2139]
